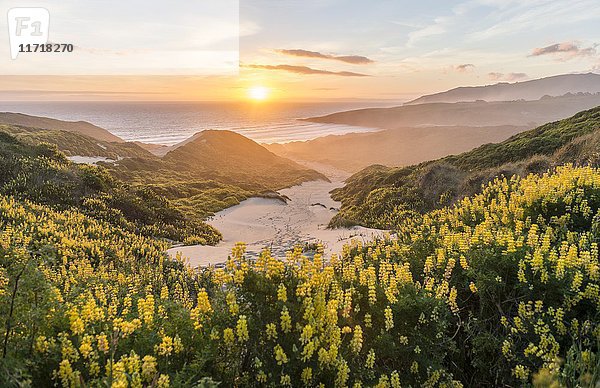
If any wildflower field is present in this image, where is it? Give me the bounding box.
[2,164,600,386]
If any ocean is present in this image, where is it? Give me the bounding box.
[0,101,395,145]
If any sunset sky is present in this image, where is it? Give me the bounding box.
[1,0,599,101]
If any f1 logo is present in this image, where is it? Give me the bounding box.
[7,8,50,59]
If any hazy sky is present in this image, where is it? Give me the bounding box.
[1,0,600,101]
[0,0,239,75]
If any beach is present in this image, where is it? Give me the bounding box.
[167,164,385,267]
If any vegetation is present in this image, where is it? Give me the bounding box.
[1,123,324,220]
[161,130,326,188]
[109,130,326,219]
[0,131,220,245]
[0,123,325,221]
[2,165,600,386]
[0,124,153,160]
[0,112,123,143]
[331,106,600,228]
[3,107,600,386]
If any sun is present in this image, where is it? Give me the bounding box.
[247,86,270,101]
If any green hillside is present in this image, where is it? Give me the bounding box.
[112,130,327,219]
[4,108,600,386]
[0,124,153,160]
[331,106,600,228]
[0,112,124,142]
[162,130,327,187]
[0,131,220,244]
[2,164,600,386]
[0,121,326,221]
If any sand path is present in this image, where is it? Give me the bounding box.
[167,163,385,267]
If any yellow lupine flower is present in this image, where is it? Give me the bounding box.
[280,307,292,333]
[274,344,288,365]
[469,282,478,293]
[96,333,109,354]
[384,306,394,331]
[79,335,94,359]
[301,367,313,385]
[256,370,267,383]
[196,288,212,314]
[365,349,376,369]
[277,283,287,302]
[141,355,157,382]
[236,315,249,342]
[58,359,79,388]
[513,365,529,381]
[173,335,184,354]
[137,294,155,326]
[34,336,51,354]
[223,328,235,346]
[266,323,278,340]
[157,374,170,388]
[350,325,363,353]
[155,336,174,356]
[68,308,85,335]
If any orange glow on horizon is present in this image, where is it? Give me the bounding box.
[247,86,270,101]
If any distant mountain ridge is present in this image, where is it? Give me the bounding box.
[307,93,600,130]
[406,73,600,105]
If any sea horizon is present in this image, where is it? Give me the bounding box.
[0,100,398,145]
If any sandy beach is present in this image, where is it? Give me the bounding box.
[167,163,385,267]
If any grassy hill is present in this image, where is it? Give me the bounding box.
[110,130,327,220]
[2,164,600,386]
[0,130,220,244]
[0,124,153,160]
[330,106,600,228]
[163,130,327,187]
[0,112,124,142]
[0,119,326,223]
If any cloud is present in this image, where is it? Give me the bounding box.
[0,90,168,95]
[455,63,475,72]
[240,20,261,37]
[276,49,374,64]
[470,0,600,41]
[406,17,449,47]
[530,41,596,59]
[244,64,370,77]
[488,72,528,81]
[488,72,504,81]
